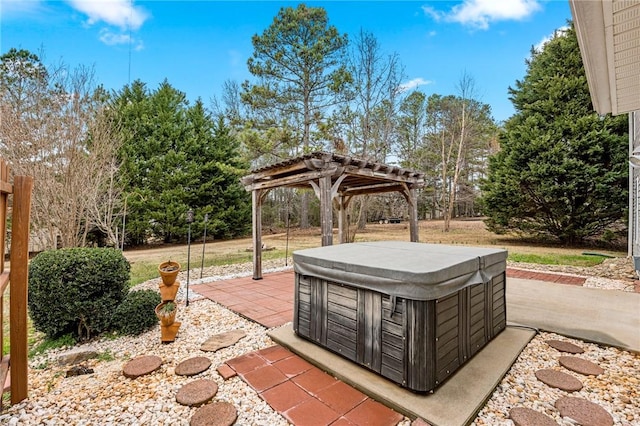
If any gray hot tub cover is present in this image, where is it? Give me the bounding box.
[293,241,507,300]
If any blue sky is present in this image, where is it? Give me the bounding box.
[1,0,572,123]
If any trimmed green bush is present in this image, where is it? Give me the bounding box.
[113,290,161,335]
[28,248,130,340]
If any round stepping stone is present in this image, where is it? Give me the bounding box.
[123,355,162,379]
[535,369,583,392]
[176,379,218,407]
[545,339,584,354]
[555,397,613,426]
[509,407,558,426]
[559,356,604,376]
[190,401,237,426]
[176,356,212,376]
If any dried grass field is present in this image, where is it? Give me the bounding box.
[123,218,626,284]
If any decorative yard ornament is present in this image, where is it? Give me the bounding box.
[157,261,181,342]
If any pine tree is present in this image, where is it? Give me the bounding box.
[481,23,628,244]
[242,4,350,228]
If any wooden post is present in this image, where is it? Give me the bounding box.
[319,176,333,246]
[409,188,419,242]
[252,189,263,280]
[10,175,33,404]
[338,195,347,244]
[0,161,9,404]
[0,162,7,273]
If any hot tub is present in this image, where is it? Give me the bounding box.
[293,241,507,393]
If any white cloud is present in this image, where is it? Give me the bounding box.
[422,5,443,22]
[534,25,569,52]
[0,0,45,19]
[133,40,144,52]
[99,28,144,50]
[66,0,148,30]
[99,29,130,45]
[424,0,542,30]
[398,77,433,92]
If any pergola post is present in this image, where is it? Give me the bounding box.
[319,175,333,246]
[409,188,419,242]
[338,194,348,244]
[252,189,263,280]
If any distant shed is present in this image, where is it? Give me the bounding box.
[241,152,425,279]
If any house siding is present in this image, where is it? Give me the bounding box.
[631,111,640,258]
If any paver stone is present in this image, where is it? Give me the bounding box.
[190,401,237,426]
[535,369,583,392]
[176,356,212,376]
[176,379,218,407]
[559,356,604,376]
[509,407,558,426]
[123,355,162,379]
[555,397,613,426]
[545,339,584,354]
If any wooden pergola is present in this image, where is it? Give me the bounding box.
[241,152,425,279]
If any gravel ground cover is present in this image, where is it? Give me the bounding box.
[2,258,638,425]
[472,332,640,425]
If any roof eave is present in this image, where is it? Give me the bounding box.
[570,0,615,115]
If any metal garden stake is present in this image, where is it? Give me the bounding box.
[186,209,194,306]
[200,213,208,278]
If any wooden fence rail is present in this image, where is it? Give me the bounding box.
[0,158,33,406]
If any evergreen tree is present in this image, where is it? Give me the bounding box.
[242,3,350,155]
[112,80,250,245]
[481,24,628,244]
[242,4,351,228]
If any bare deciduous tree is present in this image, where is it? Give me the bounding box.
[0,49,122,249]
[84,105,124,248]
[328,30,404,236]
[425,73,496,231]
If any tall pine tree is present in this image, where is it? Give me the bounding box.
[242,4,350,228]
[481,23,628,244]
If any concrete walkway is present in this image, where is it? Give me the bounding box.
[507,278,640,352]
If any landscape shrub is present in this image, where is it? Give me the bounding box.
[112,290,161,335]
[28,248,130,341]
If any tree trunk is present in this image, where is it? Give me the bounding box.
[441,130,450,232]
[300,191,309,229]
[446,100,466,232]
[357,196,368,230]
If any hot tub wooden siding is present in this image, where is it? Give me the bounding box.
[293,256,506,393]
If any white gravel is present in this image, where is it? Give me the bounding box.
[472,332,640,425]
[2,259,638,425]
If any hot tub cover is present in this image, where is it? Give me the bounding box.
[293,241,507,300]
